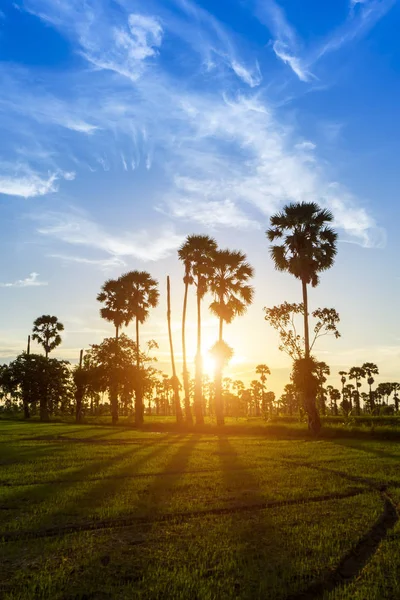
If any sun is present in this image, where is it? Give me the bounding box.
[202,353,217,377]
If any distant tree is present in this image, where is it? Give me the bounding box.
[256,364,271,418]
[279,383,298,417]
[178,235,217,426]
[392,383,400,413]
[362,362,379,413]
[267,202,338,434]
[32,315,64,358]
[263,391,276,419]
[326,385,341,416]
[210,340,234,422]
[209,249,254,426]
[315,361,330,416]
[250,380,263,417]
[348,366,366,415]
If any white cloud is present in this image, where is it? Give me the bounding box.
[230,60,262,88]
[0,169,58,198]
[35,210,185,261]
[49,254,127,270]
[0,272,48,288]
[272,41,313,82]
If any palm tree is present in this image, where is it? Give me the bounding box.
[315,361,330,416]
[97,277,130,425]
[167,276,183,424]
[327,385,341,416]
[267,202,337,433]
[120,271,159,426]
[178,235,217,426]
[362,362,379,413]
[32,315,64,359]
[209,249,254,425]
[338,371,347,409]
[392,383,400,412]
[256,364,271,418]
[348,366,366,415]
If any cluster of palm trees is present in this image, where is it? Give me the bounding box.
[95,236,254,426]
[337,365,399,414]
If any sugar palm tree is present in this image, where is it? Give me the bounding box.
[119,270,159,426]
[362,362,379,413]
[315,361,330,416]
[209,249,254,425]
[32,315,64,359]
[348,366,366,415]
[178,234,217,426]
[256,364,271,418]
[267,202,337,433]
[167,276,183,424]
[97,277,130,425]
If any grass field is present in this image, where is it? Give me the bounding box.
[1,421,400,599]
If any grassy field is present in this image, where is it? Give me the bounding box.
[1,421,399,599]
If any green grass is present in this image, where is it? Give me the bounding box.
[1,421,399,599]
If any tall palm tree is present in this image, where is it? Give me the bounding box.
[178,235,217,426]
[362,362,379,413]
[209,249,254,426]
[120,271,159,426]
[97,277,130,425]
[267,202,337,434]
[348,366,366,415]
[256,364,271,418]
[32,315,64,359]
[167,276,183,424]
[315,361,330,416]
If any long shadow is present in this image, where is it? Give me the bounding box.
[332,438,400,462]
[216,437,297,599]
[0,442,158,532]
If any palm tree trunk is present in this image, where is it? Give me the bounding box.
[215,316,224,427]
[181,275,193,424]
[167,276,183,424]
[111,326,119,426]
[135,317,144,426]
[301,279,321,434]
[75,349,84,424]
[369,383,375,413]
[194,283,204,425]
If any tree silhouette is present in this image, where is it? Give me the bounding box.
[209,249,254,426]
[327,385,341,416]
[348,366,366,415]
[267,202,337,433]
[119,271,159,426]
[178,234,217,426]
[97,277,129,424]
[256,364,271,418]
[315,361,330,416]
[362,362,379,413]
[32,315,64,359]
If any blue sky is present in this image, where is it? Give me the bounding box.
[0,0,399,392]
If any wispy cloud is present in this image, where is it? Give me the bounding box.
[35,210,185,261]
[0,163,74,198]
[0,272,48,288]
[49,254,127,271]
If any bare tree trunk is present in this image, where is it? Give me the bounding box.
[167,276,183,424]
[194,284,204,425]
[181,273,193,424]
[302,280,321,434]
[135,317,144,426]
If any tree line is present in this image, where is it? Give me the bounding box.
[1,201,398,430]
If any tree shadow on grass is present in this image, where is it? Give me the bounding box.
[332,438,400,462]
[215,437,297,600]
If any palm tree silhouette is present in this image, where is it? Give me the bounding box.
[209,249,254,426]
[348,366,366,415]
[178,234,217,426]
[362,362,379,413]
[120,270,159,426]
[267,202,337,433]
[32,315,64,359]
[97,278,130,424]
[256,364,271,418]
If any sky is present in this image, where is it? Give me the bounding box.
[0,0,400,396]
